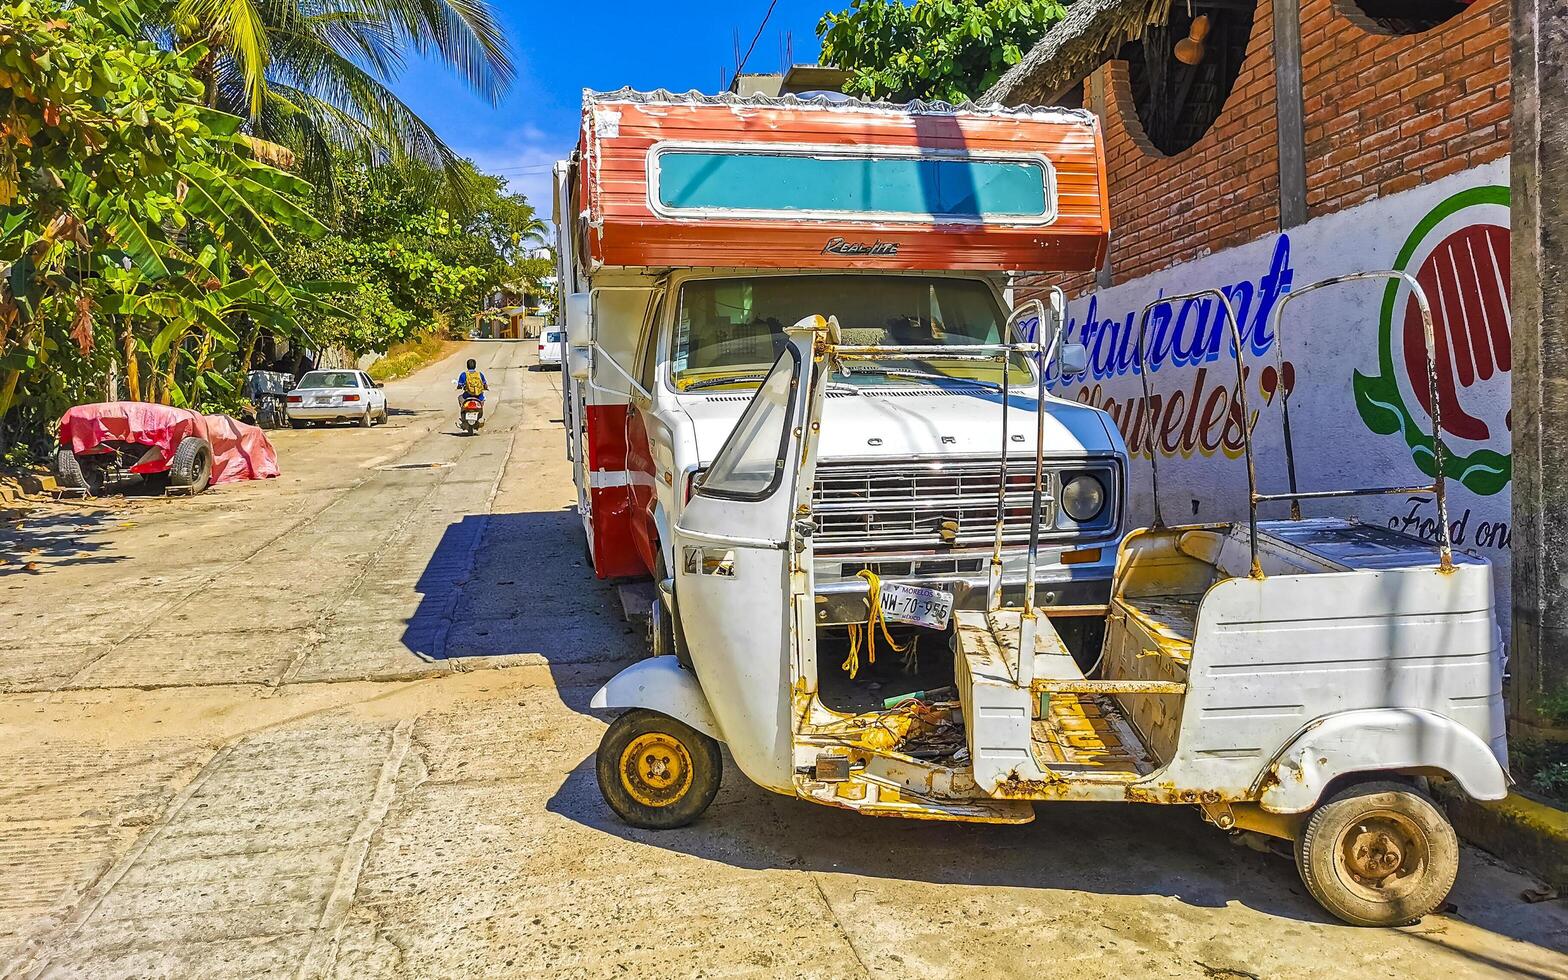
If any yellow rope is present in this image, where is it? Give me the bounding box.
[841,570,911,680]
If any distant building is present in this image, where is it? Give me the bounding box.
[728,64,851,98]
[475,280,554,339]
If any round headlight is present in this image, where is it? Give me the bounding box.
[1060,474,1106,523]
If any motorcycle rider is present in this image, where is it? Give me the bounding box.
[456,359,488,401]
[456,358,488,427]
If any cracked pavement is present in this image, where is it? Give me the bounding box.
[1,341,1565,978]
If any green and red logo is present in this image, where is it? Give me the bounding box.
[1353,185,1512,496]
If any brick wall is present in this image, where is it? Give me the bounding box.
[1301,0,1509,218]
[1018,0,1509,300]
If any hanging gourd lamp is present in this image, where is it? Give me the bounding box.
[1175,13,1211,66]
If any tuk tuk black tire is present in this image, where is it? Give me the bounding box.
[168,436,213,492]
[1295,780,1459,927]
[596,709,721,830]
[55,447,103,496]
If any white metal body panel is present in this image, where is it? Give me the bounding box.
[1156,529,1506,806]
[590,655,720,738]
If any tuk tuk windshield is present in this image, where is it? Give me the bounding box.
[697,348,799,499]
[670,275,1030,392]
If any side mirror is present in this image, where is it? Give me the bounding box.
[1058,342,1088,377]
[566,291,592,381]
[565,292,590,339]
[568,344,591,381]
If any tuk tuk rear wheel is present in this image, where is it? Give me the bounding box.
[1295,780,1458,927]
[596,709,721,829]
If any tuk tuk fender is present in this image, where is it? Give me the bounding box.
[1255,708,1509,813]
[589,656,722,740]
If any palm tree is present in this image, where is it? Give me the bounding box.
[164,0,514,194]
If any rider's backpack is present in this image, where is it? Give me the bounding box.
[462,371,485,396]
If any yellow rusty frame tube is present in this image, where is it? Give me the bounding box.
[1029,679,1186,695]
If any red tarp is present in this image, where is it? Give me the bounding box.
[58,402,280,485]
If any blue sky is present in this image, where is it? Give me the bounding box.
[391,0,834,226]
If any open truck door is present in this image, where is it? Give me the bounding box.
[591,320,825,826]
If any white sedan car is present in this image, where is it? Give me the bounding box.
[537,328,564,369]
[286,370,389,428]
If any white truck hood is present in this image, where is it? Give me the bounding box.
[679,386,1117,463]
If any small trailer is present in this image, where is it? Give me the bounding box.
[55,402,280,495]
[590,273,1509,928]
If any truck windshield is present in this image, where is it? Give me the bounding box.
[670,275,1029,391]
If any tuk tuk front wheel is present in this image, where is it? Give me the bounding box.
[596,709,721,829]
[1295,780,1459,927]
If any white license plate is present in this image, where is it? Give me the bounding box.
[878,583,954,630]
[310,396,330,406]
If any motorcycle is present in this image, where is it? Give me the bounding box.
[459,396,484,435]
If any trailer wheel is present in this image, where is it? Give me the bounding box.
[1295,780,1459,927]
[54,447,104,496]
[596,709,721,829]
[168,436,213,492]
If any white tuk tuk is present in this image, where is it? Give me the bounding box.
[590,273,1510,927]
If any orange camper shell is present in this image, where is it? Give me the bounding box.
[572,89,1109,275]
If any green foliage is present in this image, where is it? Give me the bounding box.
[167,0,514,197]
[1541,687,1568,726]
[0,0,541,453]
[819,0,1069,104]
[1533,762,1568,803]
[276,160,549,356]
[0,0,331,438]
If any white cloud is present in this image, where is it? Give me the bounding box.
[455,122,573,237]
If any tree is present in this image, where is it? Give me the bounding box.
[276,160,548,356]
[819,0,1069,104]
[160,0,514,194]
[0,0,330,442]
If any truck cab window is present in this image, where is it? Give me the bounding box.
[637,301,663,393]
[670,275,1028,392]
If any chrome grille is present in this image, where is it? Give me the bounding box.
[811,457,1057,553]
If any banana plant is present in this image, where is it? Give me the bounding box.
[1,0,331,429]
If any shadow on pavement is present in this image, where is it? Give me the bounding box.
[543,749,1567,973]
[402,508,642,683]
[543,745,1327,921]
[0,508,124,577]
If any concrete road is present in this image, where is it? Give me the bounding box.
[1,342,1563,979]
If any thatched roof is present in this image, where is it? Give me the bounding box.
[982,0,1173,106]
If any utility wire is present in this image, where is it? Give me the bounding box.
[734,0,781,77]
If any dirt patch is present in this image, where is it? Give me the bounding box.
[0,467,50,513]
[368,334,461,383]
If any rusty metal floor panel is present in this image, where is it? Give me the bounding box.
[1030,693,1155,776]
[1120,594,1200,662]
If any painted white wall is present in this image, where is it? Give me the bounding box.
[1045,159,1514,628]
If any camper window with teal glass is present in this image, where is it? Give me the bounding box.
[649,144,1057,224]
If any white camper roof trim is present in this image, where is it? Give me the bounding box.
[581,87,1096,126]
